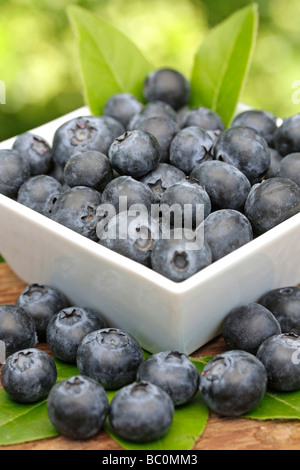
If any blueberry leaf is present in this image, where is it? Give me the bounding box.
[0,256,4,263]
[190,4,258,127]
[68,6,153,115]
[245,391,300,420]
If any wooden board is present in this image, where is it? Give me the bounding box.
[0,262,300,451]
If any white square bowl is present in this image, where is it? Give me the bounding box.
[0,108,300,355]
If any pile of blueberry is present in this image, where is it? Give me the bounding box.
[1,282,300,442]
[1,67,300,282]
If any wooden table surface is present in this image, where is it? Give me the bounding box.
[1,262,300,451]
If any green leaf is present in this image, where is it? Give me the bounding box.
[190,4,258,127]
[0,360,79,446]
[246,391,300,420]
[68,6,153,115]
[0,256,4,263]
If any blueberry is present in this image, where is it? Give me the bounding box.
[160,180,211,228]
[244,178,300,236]
[51,186,102,240]
[274,114,300,156]
[17,175,63,217]
[265,149,283,179]
[231,110,277,147]
[259,286,300,335]
[190,161,251,211]
[140,164,186,202]
[109,130,161,178]
[170,127,214,175]
[137,351,200,406]
[200,209,253,262]
[257,334,300,392]
[0,150,30,199]
[104,93,143,129]
[214,127,271,184]
[47,307,106,364]
[64,151,113,192]
[48,162,65,185]
[109,381,174,443]
[128,101,178,130]
[151,230,212,282]
[0,305,37,357]
[2,349,57,404]
[136,117,179,163]
[222,303,281,355]
[98,211,159,268]
[77,328,144,390]
[181,107,225,132]
[17,284,69,341]
[143,68,190,111]
[101,176,156,214]
[53,116,125,166]
[277,153,300,187]
[200,351,267,417]
[13,133,53,175]
[48,376,109,440]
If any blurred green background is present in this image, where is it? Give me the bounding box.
[1,0,300,142]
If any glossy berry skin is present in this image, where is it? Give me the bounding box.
[47,307,106,364]
[109,130,161,178]
[201,210,253,262]
[64,151,113,192]
[231,110,277,146]
[170,127,214,175]
[265,149,283,179]
[17,175,63,218]
[214,126,270,184]
[53,116,125,166]
[257,334,300,392]
[277,153,300,187]
[191,161,251,211]
[77,328,144,390]
[137,351,200,406]
[109,381,174,443]
[2,349,57,404]
[51,186,102,241]
[140,164,186,202]
[104,93,143,129]
[181,107,224,132]
[0,305,37,358]
[128,101,178,130]
[136,117,179,163]
[101,176,155,214]
[245,178,300,236]
[98,212,159,268]
[0,150,30,199]
[151,231,212,282]
[13,133,53,175]
[48,376,109,440]
[160,180,211,228]
[259,286,300,335]
[17,284,69,341]
[223,303,281,355]
[143,68,190,111]
[200,351,267,417]
[274,114,300,156]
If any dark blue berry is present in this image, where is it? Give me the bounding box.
[274,114,300,156]
[140,163,186,202]
[136,117,179,163]
[257,334,300,392]
[170,127,214,175]
[0,150,30,199]
[17,175,63,217]
[143,68,190,111]
[232,110,277,147]
[265,149,283,179]
[245,178,300,235]
[277,153,300,187]
[0,305,37,357]
[128,101,178,130]
[77,328,144,390]
[137,351,200,406]
[64,151,113,192]
[47,307,106,364]
[2,349,57,404]
[259,287,300,335]
[17,284,69,341]
[200,351,267,417]
[104,93,143,129]
[181,107,224,132]
[48,376,109,440]
[222,303,281,355]
[13,133,53,175]
[48,162,65,185]
[109,381,174,443]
